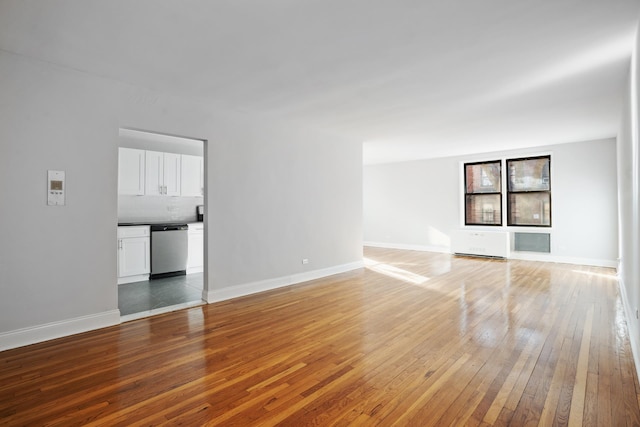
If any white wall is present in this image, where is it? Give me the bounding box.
[364,158,459,252]
[617,24,640,380]
[0,51,120,338]
[0,50,363,350]
[201,111,364,296]
[364,138,618,267]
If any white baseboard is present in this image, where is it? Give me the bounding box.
[117,274,149,285]
[618,276,640,384]
[187,266,204,274]
[0,310,121,352]
[364,241,617,268]
[364,241,450,254]
[204,261,364,303]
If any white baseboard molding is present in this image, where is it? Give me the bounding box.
[205,261,364,303]
[118,274,149,285]
[364,241,451,254]
[618,276,640,384]
[364,241,617,268]
[187,266,204,275]
[0,309,121,352]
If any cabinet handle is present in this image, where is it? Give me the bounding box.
[159,185,162,194]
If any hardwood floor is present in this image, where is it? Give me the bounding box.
[1,247,639,426]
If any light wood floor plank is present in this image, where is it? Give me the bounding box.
[568,305,594,426]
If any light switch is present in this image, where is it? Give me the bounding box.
[47,170,65,206]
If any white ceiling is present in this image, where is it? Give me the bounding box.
[1,1,638,163]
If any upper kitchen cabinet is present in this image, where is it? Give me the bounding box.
[181,155,204,197]
[145,151,181,196]
[118,148,145,195]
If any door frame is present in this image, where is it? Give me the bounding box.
[116,128,209,320]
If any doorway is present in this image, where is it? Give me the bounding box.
[116,128,207,321]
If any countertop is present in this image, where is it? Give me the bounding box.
[118,221,201,226]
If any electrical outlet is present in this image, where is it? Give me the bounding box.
[302,258,309,265]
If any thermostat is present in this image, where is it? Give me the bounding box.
[47,170,65,206]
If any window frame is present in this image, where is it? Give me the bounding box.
[506,155,552,227]
[463,160,503,226]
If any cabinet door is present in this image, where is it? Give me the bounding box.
[118,237,150,277]
[181,155,204,197]
[163,153,182,196]
[118,148,145,195]
[145,150,164,196]
[187,230,204,270]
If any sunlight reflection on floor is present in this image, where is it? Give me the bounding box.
[571,270,618,281]
[364,257,429,285]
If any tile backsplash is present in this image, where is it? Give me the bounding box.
[118,196,203,223]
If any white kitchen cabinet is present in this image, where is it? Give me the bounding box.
[187,223,204,273]
[145,151,182,196]
[163,153,182,196]
[118,148,145,195]
[117,226,150,284]
[180,154,204,197]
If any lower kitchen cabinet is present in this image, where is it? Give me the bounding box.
[187,223,204,273]
[117,226,150,284]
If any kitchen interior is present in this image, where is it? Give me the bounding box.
[117,128,205,321]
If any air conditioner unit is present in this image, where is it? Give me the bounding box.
[451,230,510,258]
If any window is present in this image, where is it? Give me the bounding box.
[463,155,552,227]
[507,156,551,226]
[464,160,502,226]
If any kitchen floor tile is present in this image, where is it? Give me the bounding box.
[118,274,203,316]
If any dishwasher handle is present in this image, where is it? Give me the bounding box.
[151,224,188,232]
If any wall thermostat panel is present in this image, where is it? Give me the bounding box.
[47,170,65,206]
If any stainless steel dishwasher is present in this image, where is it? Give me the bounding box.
[150,224,188,279]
